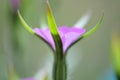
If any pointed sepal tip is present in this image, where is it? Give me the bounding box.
[17,10,34,34]
[46,0,59,35]
[83,13,104,38]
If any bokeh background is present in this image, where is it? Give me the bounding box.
[0,0,120,80]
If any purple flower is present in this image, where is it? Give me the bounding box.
[34,26,85,53]
[18,1,103,54]
[21,78,35,80]
[18,1,103,80]
[10,0,20,11]
[20,67,48,80]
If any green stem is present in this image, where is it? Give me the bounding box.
[53,56,67,80]
[47,2,67,79]
[51,34,67,80]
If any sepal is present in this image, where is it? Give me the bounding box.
[83,13,104,38]
[18,10,34,34]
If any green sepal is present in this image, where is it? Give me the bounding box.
[17,10,34,34]
[46,0,59,35]
[83,13,104,38]
[46,0,63,53]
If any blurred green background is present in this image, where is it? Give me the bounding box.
[0,0,120,80]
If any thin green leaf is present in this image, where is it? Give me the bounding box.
[46,0,59,35]
[17,10,34,34]
[83,13,104,38]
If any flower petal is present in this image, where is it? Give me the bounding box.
[33,28,55,49]
[58,27,86,52]
[21,78,35,80]
[74,11,91,28]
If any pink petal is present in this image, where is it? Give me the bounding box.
[33,26,85,53]
[34,28,55,49]
[21,77,35,80]
[58,26,86,52]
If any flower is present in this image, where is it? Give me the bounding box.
[21,68,48,80]
[10,0,20,12]
[21,78,35,80]
[18,1,103,54]
[6,65,48,80]
[18,1,103,80]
